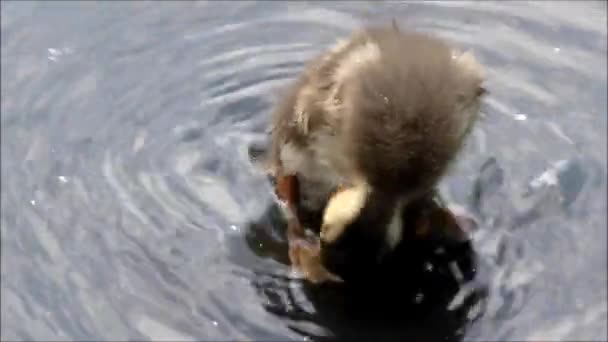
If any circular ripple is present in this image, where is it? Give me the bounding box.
[1,1,606,341]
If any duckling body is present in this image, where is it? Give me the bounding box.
[267,24,486,282]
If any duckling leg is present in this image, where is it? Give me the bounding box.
[431,191,477,241]
[415,205,474,243]
[274,174,307,264]
[275,174,304,235]
[290,239,343,284]
[443,205,477,242]
[275,174,343,283]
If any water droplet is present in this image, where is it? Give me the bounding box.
[212,320,218,327]
[30,200,36,206]
[424,262,434,272]
[553,47,561,53]
[514,113,527,121]
[230,225,238,231]
[58,176,68,183]
[414,292,424,303]
[47,48,62,62]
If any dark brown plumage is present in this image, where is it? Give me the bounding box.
[344,29,484,196]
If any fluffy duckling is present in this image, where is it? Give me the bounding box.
[266,24,486,282]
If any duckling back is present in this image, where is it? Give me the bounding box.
[337,27,486,196]
[268,25,485,228]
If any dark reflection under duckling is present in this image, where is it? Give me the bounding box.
[240,190,487,342]
[243,149,486,340]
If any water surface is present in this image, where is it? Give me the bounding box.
[1,1,606,341]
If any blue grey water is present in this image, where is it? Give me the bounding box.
[1,1,606,341]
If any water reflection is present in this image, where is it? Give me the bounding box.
[245,204,485,341]
[239,144,601,341]
[236,157,488,341]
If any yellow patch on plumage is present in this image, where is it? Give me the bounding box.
[450,49,486,140]
[324,39,349,61]
[320,182,370,244]
[293,85,314,135]
[452,50,485,83]
[332,41,381,87]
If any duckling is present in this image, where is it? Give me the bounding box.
[266,23,486,282]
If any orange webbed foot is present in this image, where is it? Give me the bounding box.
[276,174,343,284]
[289,237,343,284]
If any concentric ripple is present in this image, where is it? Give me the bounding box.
[1,1,606,341]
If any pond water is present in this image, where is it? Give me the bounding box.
[1,1,606,341]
